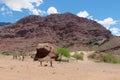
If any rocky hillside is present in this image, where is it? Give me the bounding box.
[0,13,113,53]
[98,36,120,55]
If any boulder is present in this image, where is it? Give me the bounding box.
[34,43,58,61]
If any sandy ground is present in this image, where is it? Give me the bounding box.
[0,55,120,80]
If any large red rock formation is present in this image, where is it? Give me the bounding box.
[34,43,58,61]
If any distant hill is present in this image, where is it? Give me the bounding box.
[98,36,120,55]
[0,13,115,54]
[0,22,11,27]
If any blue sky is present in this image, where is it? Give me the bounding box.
[0,0,120,36]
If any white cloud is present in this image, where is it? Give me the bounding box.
[97,17,117,29]
[32,9,40,15]
[30,9,46,15]
[77,11,89,18]
[1,0,44,15]
[0,6,5,11]
[29,0,43,6]
[47,7,59,15]
[76,11,117,30]
[0,6,13,15]
[96,18,119,36]
[37,10,46,15]
[76,10,120,36]
[109,27,120,36]
[2,11,12,16]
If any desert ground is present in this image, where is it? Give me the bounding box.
[0,54,120,80]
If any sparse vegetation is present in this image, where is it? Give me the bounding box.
[101,54,120,64]
[0,51,12,56]
[89,53,120,64]
[89,53,96,58]
[72,53,83,60]
[56,48,70,62]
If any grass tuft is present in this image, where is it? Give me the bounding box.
[101,54,120,64]
[72,53,83,60]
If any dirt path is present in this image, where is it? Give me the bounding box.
[0,55,120,80]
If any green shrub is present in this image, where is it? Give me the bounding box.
[73,53,83,60]
[101,54,120,64]
[56,48,70,60]
[88,53,120,63]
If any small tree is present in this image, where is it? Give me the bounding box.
[56,48,70,61]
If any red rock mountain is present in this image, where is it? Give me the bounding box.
[0,13,112,53]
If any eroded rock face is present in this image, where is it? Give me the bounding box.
[34,43,58,61]
[0,13,113,52]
